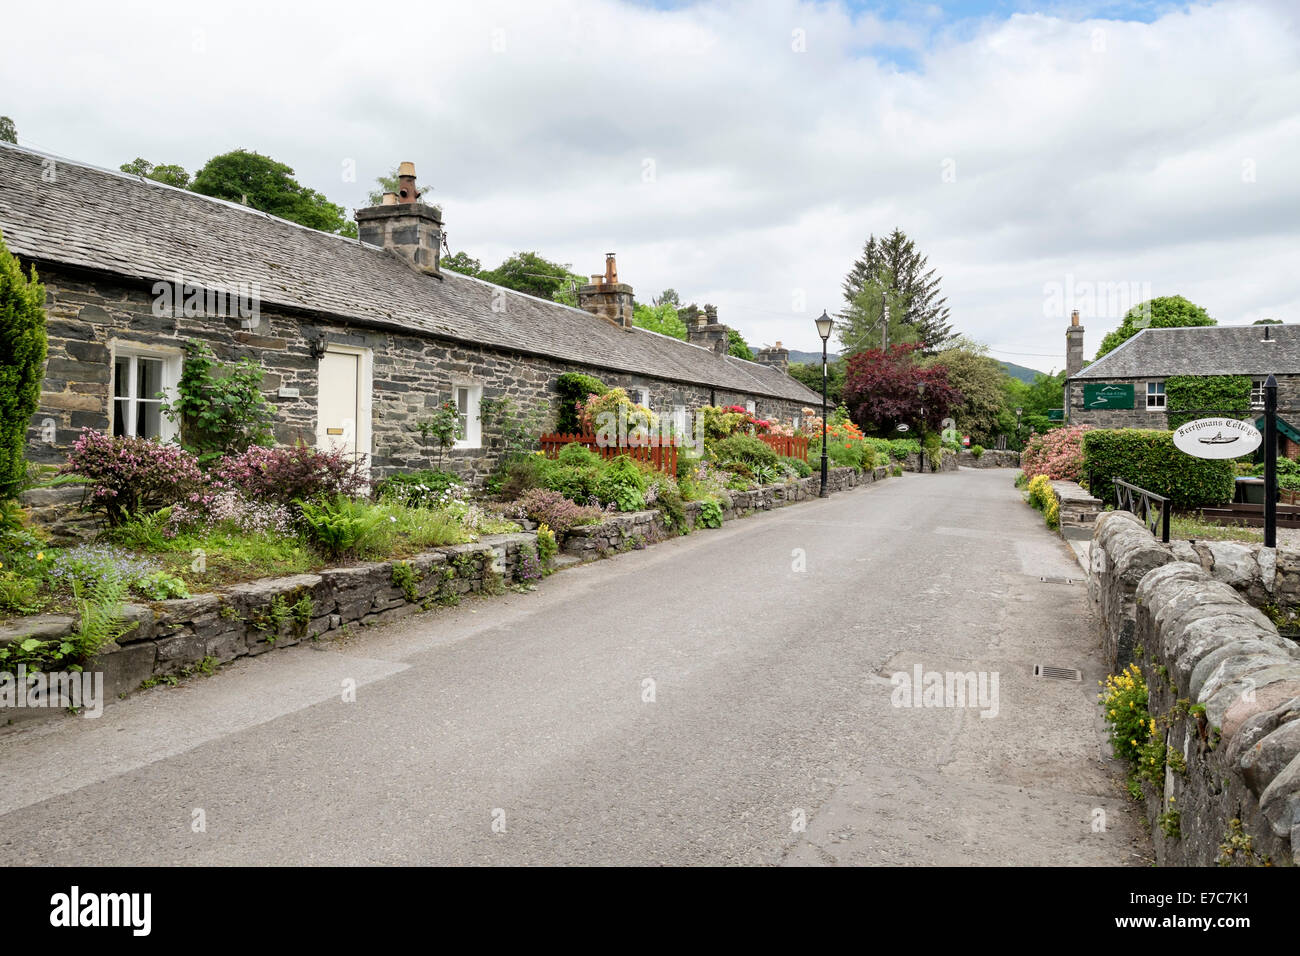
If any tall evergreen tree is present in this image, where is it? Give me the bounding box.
[0,229,47,498]
[840,229,952,354]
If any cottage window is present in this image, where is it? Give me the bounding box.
[454,384,482,449]
[635,387,651,409]
[745,400,756,415]
[111,344,180,441]
[1251,379,1266,410]
[1146,382,1166,410]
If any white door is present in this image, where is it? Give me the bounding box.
[317,350,362,457]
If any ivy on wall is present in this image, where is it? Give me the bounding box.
[1164,375,1251,430]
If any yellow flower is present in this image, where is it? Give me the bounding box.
[35,552,44,561]
[1130,739,1137,746]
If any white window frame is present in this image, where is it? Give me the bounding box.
[1251,379,1266,410]
[453,383,483,449]
[1146,381,1166,410]
[317,344,374,465]
[634,387,651,409]
[110,340,182,441]
[745,399,756,415]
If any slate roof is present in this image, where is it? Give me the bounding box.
[1071,324,1300,380]
[0,142,817,404]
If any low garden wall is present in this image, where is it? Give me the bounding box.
[902,452,958,473]
[1089,510,1300,865]
[561,465,887,559]
[957,449,1021,468]
[0,533,538,705]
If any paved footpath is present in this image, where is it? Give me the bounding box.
[0,468,1147,865]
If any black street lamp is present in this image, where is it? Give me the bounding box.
[917,380,927,472]
[815,310,834,497]
[1015,406,1023,446]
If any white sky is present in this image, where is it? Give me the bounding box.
[3,0,1298,368]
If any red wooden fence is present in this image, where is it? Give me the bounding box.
[757,434,810,461]
[539,433,680,476]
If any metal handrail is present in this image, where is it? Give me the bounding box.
[1114,478,1170,544]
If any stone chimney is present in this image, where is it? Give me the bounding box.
[686,302,730,356]
[355,161,443,276]
[1065,309,1085,378]
[754,340,790,371]
[577,253,634,330]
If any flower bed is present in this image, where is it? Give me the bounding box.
[0,533,540,708]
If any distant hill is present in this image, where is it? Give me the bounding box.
[998,360,1046,383]
[787,350,838,365]
[788,351,1045,383]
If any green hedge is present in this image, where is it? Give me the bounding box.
[1165,375,1251,430]
[1081,429,1235,509]
[555,372,609,433]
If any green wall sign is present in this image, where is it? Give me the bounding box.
[1083,383,1134,410]
[1047,408,1064,421]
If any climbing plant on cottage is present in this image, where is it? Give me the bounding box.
[0,228,48,498]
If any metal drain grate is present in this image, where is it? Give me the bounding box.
[1038,576,1076,585]
[1034,664,1083,682]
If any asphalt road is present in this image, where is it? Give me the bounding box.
[0,468,1146,865]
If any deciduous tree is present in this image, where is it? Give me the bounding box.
[192,149,354,237]
[1094,295,1214,358]
[843,343,962,436]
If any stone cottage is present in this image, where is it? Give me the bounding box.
[0,143,818,483]
[1064,312,1300,453]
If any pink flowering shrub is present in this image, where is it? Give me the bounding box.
[60,430,203,526]
[212,443,369,505]
[1020,425,1092,481]
[167,489,293,538]
[513,488,606,534]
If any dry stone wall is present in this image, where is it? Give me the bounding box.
[1089,510,1300,865]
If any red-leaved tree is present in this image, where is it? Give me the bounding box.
[843,343,963,435]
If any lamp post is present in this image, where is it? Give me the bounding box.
[1015,407,1023,446]
[917,380,927,473]
[815,310,834,497]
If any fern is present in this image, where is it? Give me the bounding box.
[70,573,134,659]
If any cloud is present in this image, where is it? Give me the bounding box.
[2,0,1297,364]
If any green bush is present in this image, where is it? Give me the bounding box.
[812,438,872,472]
[555,372,609,433]
[1250,456,1300,491]
[709,434,779,474]
[490,454,546,499]
[697,498,723,528]
[781,456,813,478]
[0,229,47,498]
[556,442,602,468]
[375,469,462,508]
[594,455,646,512]
[1082,429,1235,509]
[1165,375,1251,430]
[971,445,984,459]
[542,460,603,503]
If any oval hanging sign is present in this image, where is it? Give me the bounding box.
[1172,418,1261,459]
[896,423,910,432]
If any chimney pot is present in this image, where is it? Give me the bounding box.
[356,163,443,276]
[577,256,634,329]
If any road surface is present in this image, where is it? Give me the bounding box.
[0,468,1146,865]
